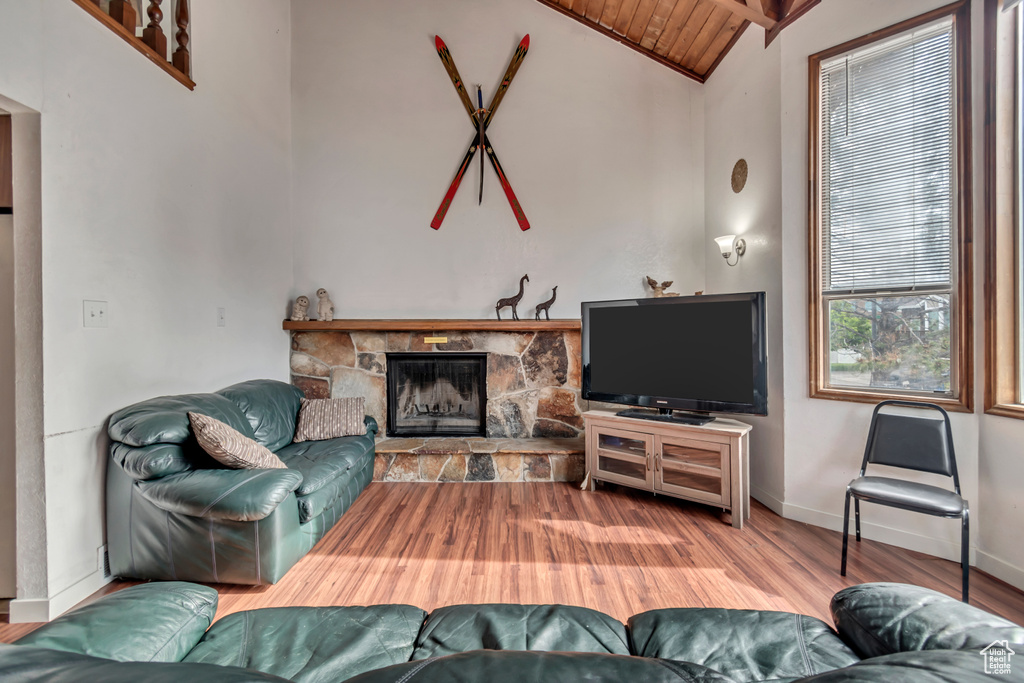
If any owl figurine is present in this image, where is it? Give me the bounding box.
[290,295,310,322]
[316,288,335,322]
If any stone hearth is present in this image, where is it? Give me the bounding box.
[289,326,584,439]
[374,437,585,483]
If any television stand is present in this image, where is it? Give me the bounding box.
[615,408,714,426]
[584,409,751,528]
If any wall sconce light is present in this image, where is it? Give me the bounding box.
[715,235,746,267]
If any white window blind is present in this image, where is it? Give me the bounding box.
[820,17,956,294]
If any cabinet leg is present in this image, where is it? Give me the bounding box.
[730,507,742,529]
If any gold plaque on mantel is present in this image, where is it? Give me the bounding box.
[424,336,448,344]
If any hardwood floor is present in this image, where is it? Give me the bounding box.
[3,481,1023,643]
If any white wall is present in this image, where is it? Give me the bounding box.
[290,0,706,318]
[776,0,981,563]
[0,0,294,619]
[703,29,785,512]
[978,417,1024,587]
[701,0,1024,590]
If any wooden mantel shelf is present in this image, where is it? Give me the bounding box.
[282,319,581,332]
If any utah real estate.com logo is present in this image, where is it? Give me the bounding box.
[981,640,1015,675]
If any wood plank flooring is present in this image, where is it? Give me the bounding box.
[3,481,1023,643]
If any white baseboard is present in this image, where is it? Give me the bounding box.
[9,569,113,623]
[750,485,785,516]
[976,550,1024,590]
[781,501,975,565]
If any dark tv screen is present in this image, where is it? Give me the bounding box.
[582,292,767,415]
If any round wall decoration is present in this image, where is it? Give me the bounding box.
[731,159,748,193]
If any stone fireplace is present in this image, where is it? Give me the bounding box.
[289,326,585,438]
[287,320,587,483]
[386,353,487,437]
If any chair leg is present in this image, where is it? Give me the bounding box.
[961,508,970,603]
[854,499,861,542]
[841,490,852,576]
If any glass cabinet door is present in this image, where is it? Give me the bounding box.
[656,436,729,506]
[591,427,653,488]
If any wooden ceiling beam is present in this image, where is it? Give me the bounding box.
[746,0,781,22]
[782,0,813,14]
[706,0,777,30]
[764,0,819,45]
[534,0,706,82]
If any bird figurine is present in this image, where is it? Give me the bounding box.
[646,276,680,298]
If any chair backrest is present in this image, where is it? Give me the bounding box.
[861,401,959,490]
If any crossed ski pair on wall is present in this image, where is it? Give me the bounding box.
[432,35,531,231]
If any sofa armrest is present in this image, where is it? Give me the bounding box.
[364,415,379,436]
[0,645,293,682]
[137,468,304,522]
[830,583,1024,659]
[15,583,217,662]
[795,650,998,682]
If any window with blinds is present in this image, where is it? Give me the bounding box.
[810,6,970,406]
[820,18,955,294]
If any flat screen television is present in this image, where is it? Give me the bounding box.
[582,292,768,425]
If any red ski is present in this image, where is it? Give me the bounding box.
[432,35,531,231]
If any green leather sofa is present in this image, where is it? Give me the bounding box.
[2,581,1021,681]
[106,379,377,585]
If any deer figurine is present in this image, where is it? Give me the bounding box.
[535,286,558,321]
[646,276,680,298]
[496,274,529,321]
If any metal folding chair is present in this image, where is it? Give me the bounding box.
[841,400,969,602]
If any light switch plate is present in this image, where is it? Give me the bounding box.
[217,307,226,327]
[83,300,108,328]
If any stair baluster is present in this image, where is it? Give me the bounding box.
[142,0,167,59]
[107,0,137,33]
[172,0,191,78]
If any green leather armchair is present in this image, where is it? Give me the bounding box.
[106,380,377,585]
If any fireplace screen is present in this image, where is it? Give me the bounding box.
[386,353,487,437]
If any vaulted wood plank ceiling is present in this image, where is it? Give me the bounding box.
[535,0,819,82]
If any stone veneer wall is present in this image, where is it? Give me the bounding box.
[373,437,585,483]
[289,329,584,438]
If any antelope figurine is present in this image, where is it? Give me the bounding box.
[496,274,529,320]
[535,286,558,321]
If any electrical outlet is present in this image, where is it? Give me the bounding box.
[217,307,226,327]
[83,300,108,328]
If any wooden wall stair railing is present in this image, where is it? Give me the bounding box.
[71,0,194,90]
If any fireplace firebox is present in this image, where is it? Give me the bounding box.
[386,353,487,437]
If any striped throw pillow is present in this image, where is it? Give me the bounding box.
[293,397,366,442]
[188,412,287,469]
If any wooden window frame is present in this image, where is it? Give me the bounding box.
[807,1,974,413]
[984,0,1024,418]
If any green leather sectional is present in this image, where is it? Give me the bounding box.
[2,581,1021,682]
[106,380,376,585]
